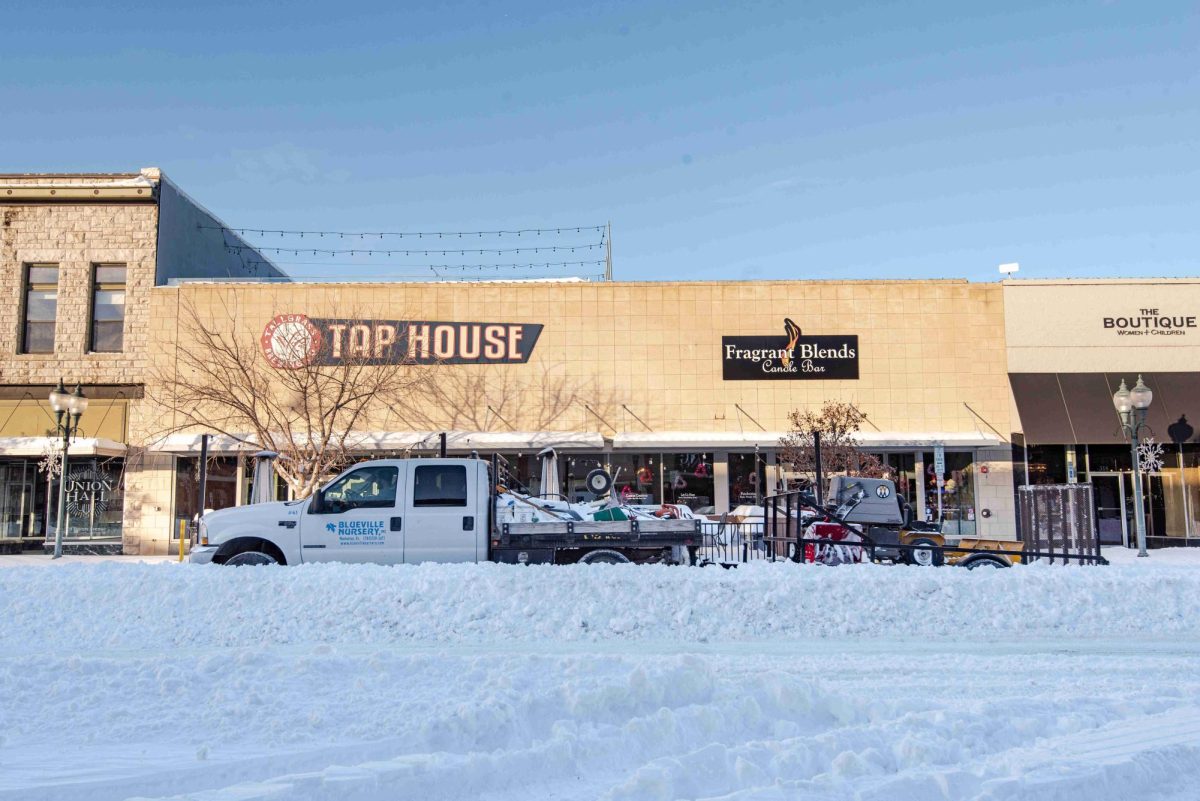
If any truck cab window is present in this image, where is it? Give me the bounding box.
[321,466,398,511]
[413,465,468,507]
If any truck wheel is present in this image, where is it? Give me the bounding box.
[225,550,279,566]
[962,555,1009,570]
[907,537,944,567]
[578,549,630,565]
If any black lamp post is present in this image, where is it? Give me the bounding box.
[1112,376,1153,557]
[48,380,88,559]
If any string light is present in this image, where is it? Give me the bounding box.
[200,223,605,239]
[207,220,611,282]
[224,243,602,256]
[241,258,605,271]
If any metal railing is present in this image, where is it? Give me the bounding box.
[695,488,1107,567]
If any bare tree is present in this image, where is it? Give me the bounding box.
[148,296,430,499]
[390,360,617,434]
[778,400,885,486]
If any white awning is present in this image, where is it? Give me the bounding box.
[346,431,605,452]
[611,432,787,449]
[0,436,127,457]
[611,431,1005,450]
[147,434,259,454]
[149,430,606,454]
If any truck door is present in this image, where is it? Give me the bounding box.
[301,463,405,563]
[402,460,482,563]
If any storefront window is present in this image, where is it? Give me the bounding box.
[728,452,766,507]
[609,453,659,505]
[49,457,124,540]
[663,452,714,512]
[1086,445,1132,473]
[922,451,976,536]
[1185,444,1200,541]
[1026,445,1068,485]
[563,453,607,502]
[871,452,917,508]
[242,463,288,505]
[174,456,241,539]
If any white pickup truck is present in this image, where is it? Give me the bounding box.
[189,456,700,566]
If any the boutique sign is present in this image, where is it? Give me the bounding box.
[1102,308,1196,337]
[722,318,859,380]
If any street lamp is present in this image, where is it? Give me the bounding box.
[1112,376,1153,557]
[48,380,88,559]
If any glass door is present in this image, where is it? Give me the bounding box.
[1090,473,1127,546]
[0,462,38,541]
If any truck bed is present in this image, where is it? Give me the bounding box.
[498,519,700,549]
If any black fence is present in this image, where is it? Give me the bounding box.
[694,489,1107,567]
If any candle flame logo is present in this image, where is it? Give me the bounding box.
[781,318,802,369]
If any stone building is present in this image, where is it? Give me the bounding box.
[0,168,282,553]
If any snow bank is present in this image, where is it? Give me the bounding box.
[3,559,1199,653]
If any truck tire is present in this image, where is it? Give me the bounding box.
[577,549,631,565]
[962,554,1010,570]
[218,539,285,566]
[906,537,944,567]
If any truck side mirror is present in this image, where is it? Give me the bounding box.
[309,491,324,514]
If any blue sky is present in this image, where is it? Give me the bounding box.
[3,1,1198,282]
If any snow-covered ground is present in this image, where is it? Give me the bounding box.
[2,553,1199,800]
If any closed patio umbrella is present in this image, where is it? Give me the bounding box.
[538,447,560,498]
[249,451,279,504]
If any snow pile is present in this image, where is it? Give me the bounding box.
[3,560,1200,801]
[2,559,1200,653]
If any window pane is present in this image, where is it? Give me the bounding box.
[413,465,468,507]
[93,289,125,321]
[663,452,714,511]
[25,290,57,321]
[23,322,55,353]
[610,453,659,504]
[324,466,398,509]
[95,265,126,283]
[28,266,58,284]
[91,321,123,352]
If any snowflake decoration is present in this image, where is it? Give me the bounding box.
[38,439,64,478]
[1136,437,1165,473]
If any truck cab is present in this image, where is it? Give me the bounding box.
[191,458,491,566]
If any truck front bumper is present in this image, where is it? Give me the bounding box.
[188,545,219,565]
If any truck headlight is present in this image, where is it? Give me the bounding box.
[199,519,209,546]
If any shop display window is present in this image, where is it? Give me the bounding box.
[563,453,607,502]
[922,451,976,536]
[609,453,659,505]
[663,452,714,512]
[870,452,917,508]
[728,452,766,507]
[49,457,125,540]
[174,456,241,539]
[1025,445,1068,484]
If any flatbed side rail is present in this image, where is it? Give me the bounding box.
[501,519,701,548]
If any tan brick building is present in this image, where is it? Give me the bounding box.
[4,170,1196,555]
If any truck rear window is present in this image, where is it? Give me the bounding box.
[413,465,468,507]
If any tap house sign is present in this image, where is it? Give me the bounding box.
[261,314,543,368]
[722,318,859,380]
